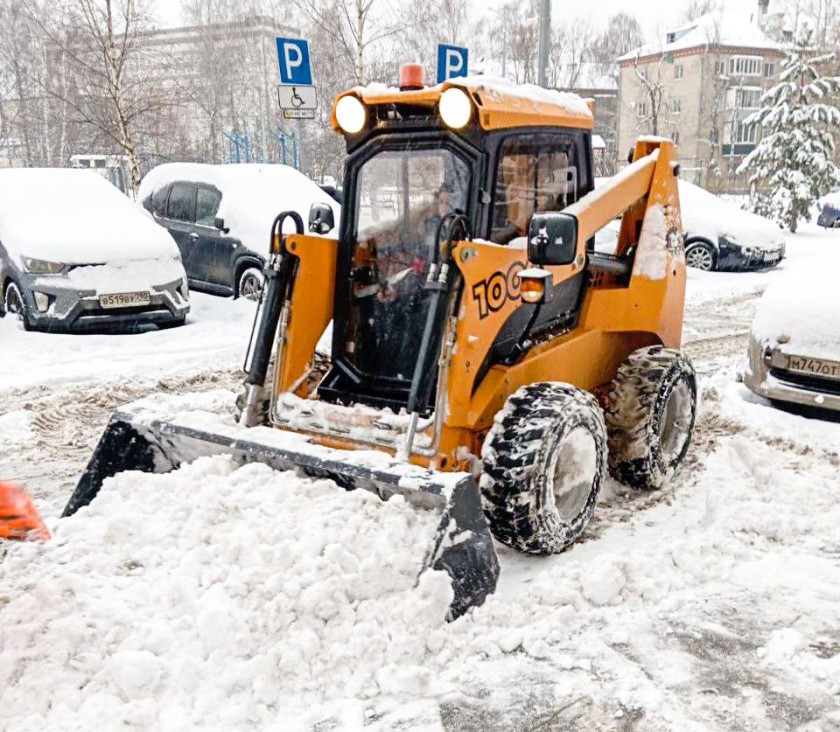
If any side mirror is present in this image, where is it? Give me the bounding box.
[214,216,229,233]
[528,212,578,266]
[309,203,335,235]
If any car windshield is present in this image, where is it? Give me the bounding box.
[345,147,471,382]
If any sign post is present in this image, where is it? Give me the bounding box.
[275,37,317,166]
[437,44,469,84]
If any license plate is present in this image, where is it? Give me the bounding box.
[99,291,151,309]
[764,252,780,262]
[786,355,840,380]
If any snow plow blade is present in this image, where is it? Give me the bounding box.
[62,404,499,619]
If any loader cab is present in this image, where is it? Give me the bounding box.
[318,73,596,414]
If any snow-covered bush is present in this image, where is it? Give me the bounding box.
[737,31,840,232]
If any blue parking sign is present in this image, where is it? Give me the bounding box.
[437,44,469,84]
[276,37,313,86]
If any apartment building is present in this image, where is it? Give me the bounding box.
[616,1,785,191]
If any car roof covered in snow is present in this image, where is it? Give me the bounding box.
[138,163,341,252]
[335,76,594,133]
[0,168,177,263]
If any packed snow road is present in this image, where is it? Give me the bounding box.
[1,227,839,731]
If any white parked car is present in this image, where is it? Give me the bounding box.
[0,168,189,332]
[680,181,785,271]
[744,272,840,413]
[593,179,785,271]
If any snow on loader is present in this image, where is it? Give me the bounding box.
[63,68,696,618]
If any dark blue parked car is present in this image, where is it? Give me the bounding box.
[818,199,840,228]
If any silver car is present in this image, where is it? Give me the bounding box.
[0,168,189,332]
[744,276,840,413]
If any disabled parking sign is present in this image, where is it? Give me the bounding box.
[276,37,313,86]
[437,44,469,84]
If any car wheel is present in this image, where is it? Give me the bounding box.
[236,266,264,301]
[3,281,31,330]
[684,241,716,271]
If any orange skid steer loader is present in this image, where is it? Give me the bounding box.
[64,68,696,618]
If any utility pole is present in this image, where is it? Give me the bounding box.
[537,0,551,87]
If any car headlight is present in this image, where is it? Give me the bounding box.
[22,257,65,274]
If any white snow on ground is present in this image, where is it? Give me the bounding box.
[1,221,840,729]
[0,292,254,390]
[0,457,451,730]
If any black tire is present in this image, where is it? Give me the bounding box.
[236,265,264,301]
[156,316,186,330]
[480,382,608,554]
[605,346,697,490]
[3,280,31,330]
[684,240,717,271]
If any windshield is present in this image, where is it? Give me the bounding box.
[346,147,471,382]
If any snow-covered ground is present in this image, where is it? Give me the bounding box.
[2,224,840,730]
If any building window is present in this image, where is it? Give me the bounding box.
[672,97,682,113]
[715,60,727,76]
[674,63,684,80]
[637,100,648,117]
[733,87,762,109]
[729,56,762,76]
[763,62,775,78]
[734,122,757,144]
[672,130,680,145]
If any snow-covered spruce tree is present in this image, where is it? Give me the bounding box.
[737,31,840,232]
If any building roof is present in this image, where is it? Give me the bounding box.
[618,7,781,64]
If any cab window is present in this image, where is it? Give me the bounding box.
[167,183,195,222]
[491,135,578,246]
[196,187,221,227]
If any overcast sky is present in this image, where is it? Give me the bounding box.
[153,0,766,40]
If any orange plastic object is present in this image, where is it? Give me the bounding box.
[399,63,425,90]
[0,480,50,541]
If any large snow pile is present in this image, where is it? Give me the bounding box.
[137,164,340,255]
[0,169,177,263]
[0,457,452,730]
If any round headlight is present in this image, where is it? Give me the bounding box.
[335,95,367,135]
[439,87,472,129]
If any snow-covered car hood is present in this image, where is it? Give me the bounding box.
[679,181,784,253]
[0,168,178,265]
[751,273,840,360]
[138,163,341,254]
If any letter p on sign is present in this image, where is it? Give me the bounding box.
[437,44,469,84]
[276,37,313,86]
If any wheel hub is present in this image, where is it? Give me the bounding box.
[686,245,713,270]
[659,379,693,464]
[551,426,598,521]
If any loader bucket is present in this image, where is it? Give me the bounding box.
[0,480,50,542]
[62,401,499,619]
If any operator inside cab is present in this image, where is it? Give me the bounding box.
[349,151,468,380]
